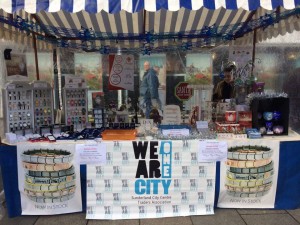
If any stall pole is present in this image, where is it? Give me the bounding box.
[33,33,40,80]
[56,47,63,110]
[251,29,257,76]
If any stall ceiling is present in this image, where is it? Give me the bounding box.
[0,0,299,53]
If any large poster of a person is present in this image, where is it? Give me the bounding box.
[139,54,166,118]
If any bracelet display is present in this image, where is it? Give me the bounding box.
[25,173,76,184]
[27,165,75,177]
[226,158,271,168]
[226,169,274,180]
[22,162,72,171]
[24,186,76,197]
[24,180,76,192]
[225,183,272,193]
[228,161,273,174]
[21,149,73,164]
[225,176,273,187]
[27,193,75,203]
[225,145,274,198]
[21,148,77,203]
[227,146,273,160]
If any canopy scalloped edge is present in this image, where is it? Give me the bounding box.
[0,0,300,14]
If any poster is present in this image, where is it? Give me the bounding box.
[86,140,216,219]
[91,91,104,109]
[186,53,212,85]
[185,53,213,111]
[217,139,279,208]
[75,53,102,90]
[17,142,82,215]
[139,54,166,110]
[109,55,134,91]
[26,52,53,83]
[5,54,28,81]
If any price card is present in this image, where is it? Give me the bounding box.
[7,84,16,90]
[140,118,153,131]
[76,142,106,164]
[196,121,208,129]
[33,82,48,88]
[198,140,228,162]
[162,128,190,137]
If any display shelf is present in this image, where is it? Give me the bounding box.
[2,81,34,134]
[251,97,289,135]
[63,87,88,131]
[31,81,54,132]
[93,108,106,128]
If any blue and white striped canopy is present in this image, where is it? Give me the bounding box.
[0,0,300,52]
[1,0,300,13]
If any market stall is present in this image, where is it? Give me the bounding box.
[1,137,300,218]
[1,0,300,220]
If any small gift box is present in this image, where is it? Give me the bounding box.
[238,111,252,122]
[225,111,237,123]
[216,122,240,133]
[252,82,265,93]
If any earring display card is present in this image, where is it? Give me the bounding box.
[93,108,106,128]
[32,81,54,130]
[63,88,88,131]
[3,81,33,133]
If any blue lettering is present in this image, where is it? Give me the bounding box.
[135,179,172,194]
[135,179,146,194]
[162,180,172,194]
[160,141,172,178]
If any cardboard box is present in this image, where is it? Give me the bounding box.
[216,122,240,133]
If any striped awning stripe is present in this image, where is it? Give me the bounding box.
[0,0,300,14]
[0,9,52,50]
[0,2,299,51]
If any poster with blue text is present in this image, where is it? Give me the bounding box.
[86,140,216,219]
[217,139,279,208]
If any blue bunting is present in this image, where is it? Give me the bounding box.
[99,45,111,54]
[181,42,193,51]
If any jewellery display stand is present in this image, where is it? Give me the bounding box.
[2,81,34,134]
[93,108,106,128]
[31,81,54,132]
[63,87,88,131]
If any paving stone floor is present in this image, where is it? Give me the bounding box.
[0,203,299,225]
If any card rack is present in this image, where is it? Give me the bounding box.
[31,81,54,131]
[2,81,33,133]
[63,88,88,131]
[93,108,106,128]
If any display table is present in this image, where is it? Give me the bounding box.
[0,136,300,218]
